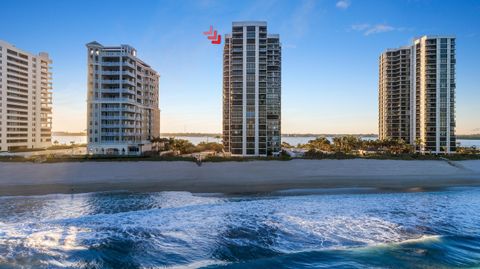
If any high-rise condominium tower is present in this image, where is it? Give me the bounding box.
[379,35,456,153]
[379,47,412,142]
[223,21,281,156]
[0,40,52,152]
[86,42,160,155]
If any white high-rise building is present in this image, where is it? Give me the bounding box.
[379,35,456,154]
[86,42,160,155]
[223,21,281,156]
[0,40,53,152]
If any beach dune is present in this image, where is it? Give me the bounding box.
[1,159,480,196]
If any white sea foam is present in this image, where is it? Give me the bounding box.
[1,189,479,268]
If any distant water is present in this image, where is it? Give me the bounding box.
[170,136,480,148]
[53,135,480,148]
[52,135,87,145]
[1,188,480,268]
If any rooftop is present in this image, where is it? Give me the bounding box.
[232,21,267,27]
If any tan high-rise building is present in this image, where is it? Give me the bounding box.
[0,40,52,152]
[86,42,160,155]
[379,35,456,154]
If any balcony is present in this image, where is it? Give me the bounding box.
[102,62,121,66]
[102,71,122,75]
[101,79,122,84]
[102,123,139,128]
[124,106,139,112]
[101,132,122,136]
[122,61,136,68]
[97,97,137,104]
[122,132,144,137]
[122,80,136,86]
[102,88,136,95]
[101,107,123,112]
[101,115,138,120]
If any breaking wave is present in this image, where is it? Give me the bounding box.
[1,188,480,268]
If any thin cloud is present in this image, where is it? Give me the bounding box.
[290,0,316,38]
[365,24,395,35]
[351,23,400,36]
[336,0,350,9]
[351,24,369,31]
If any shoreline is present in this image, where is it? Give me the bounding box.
[1,159,480,196]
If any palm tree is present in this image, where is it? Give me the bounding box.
[281,142,293,149]
[306,137,332,152]
[414,138,425,154]
[171,139,196,154]
[197,142,224,153]
[333,136,362,153]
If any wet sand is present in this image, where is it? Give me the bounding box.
[0,159,480,196]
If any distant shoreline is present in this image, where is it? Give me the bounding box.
[52,132,87,136]
[52,132,480,140]
[1,159,479,197]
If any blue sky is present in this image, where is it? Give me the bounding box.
[1,0,479,134]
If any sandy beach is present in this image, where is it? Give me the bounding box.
[0,159,480,196]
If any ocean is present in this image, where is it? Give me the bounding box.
[1,188,480,268]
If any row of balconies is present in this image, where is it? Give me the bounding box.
[100,79,136,85]
[96,97,138,104]
[6,55,28,66]
[6,61,29,73]
[6,68,30,78]
[101,123,143,128]
[6,79,28,89]
[101,115,140,120]
[101,132,145,137]
[101,70,136,77]
[101,88,137,95]
[100,107,137,113]
[101,61,136,68]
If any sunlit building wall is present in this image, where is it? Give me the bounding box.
[86,42,160,155]
[379,35,456,154]
[413,36,456,154]
[0,40,52,152]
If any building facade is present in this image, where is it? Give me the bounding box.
[223,21,281,156]
[379,35,456,154]
[379,47,412,142]
[86,42,160,155]
[0,40,52,152]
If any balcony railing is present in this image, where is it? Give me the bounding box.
[96,98,138,104]
[101,106,138,113]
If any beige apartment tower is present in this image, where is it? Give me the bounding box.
[86,42,160,155]
[0,40,52,152]
[379,35,456,153]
